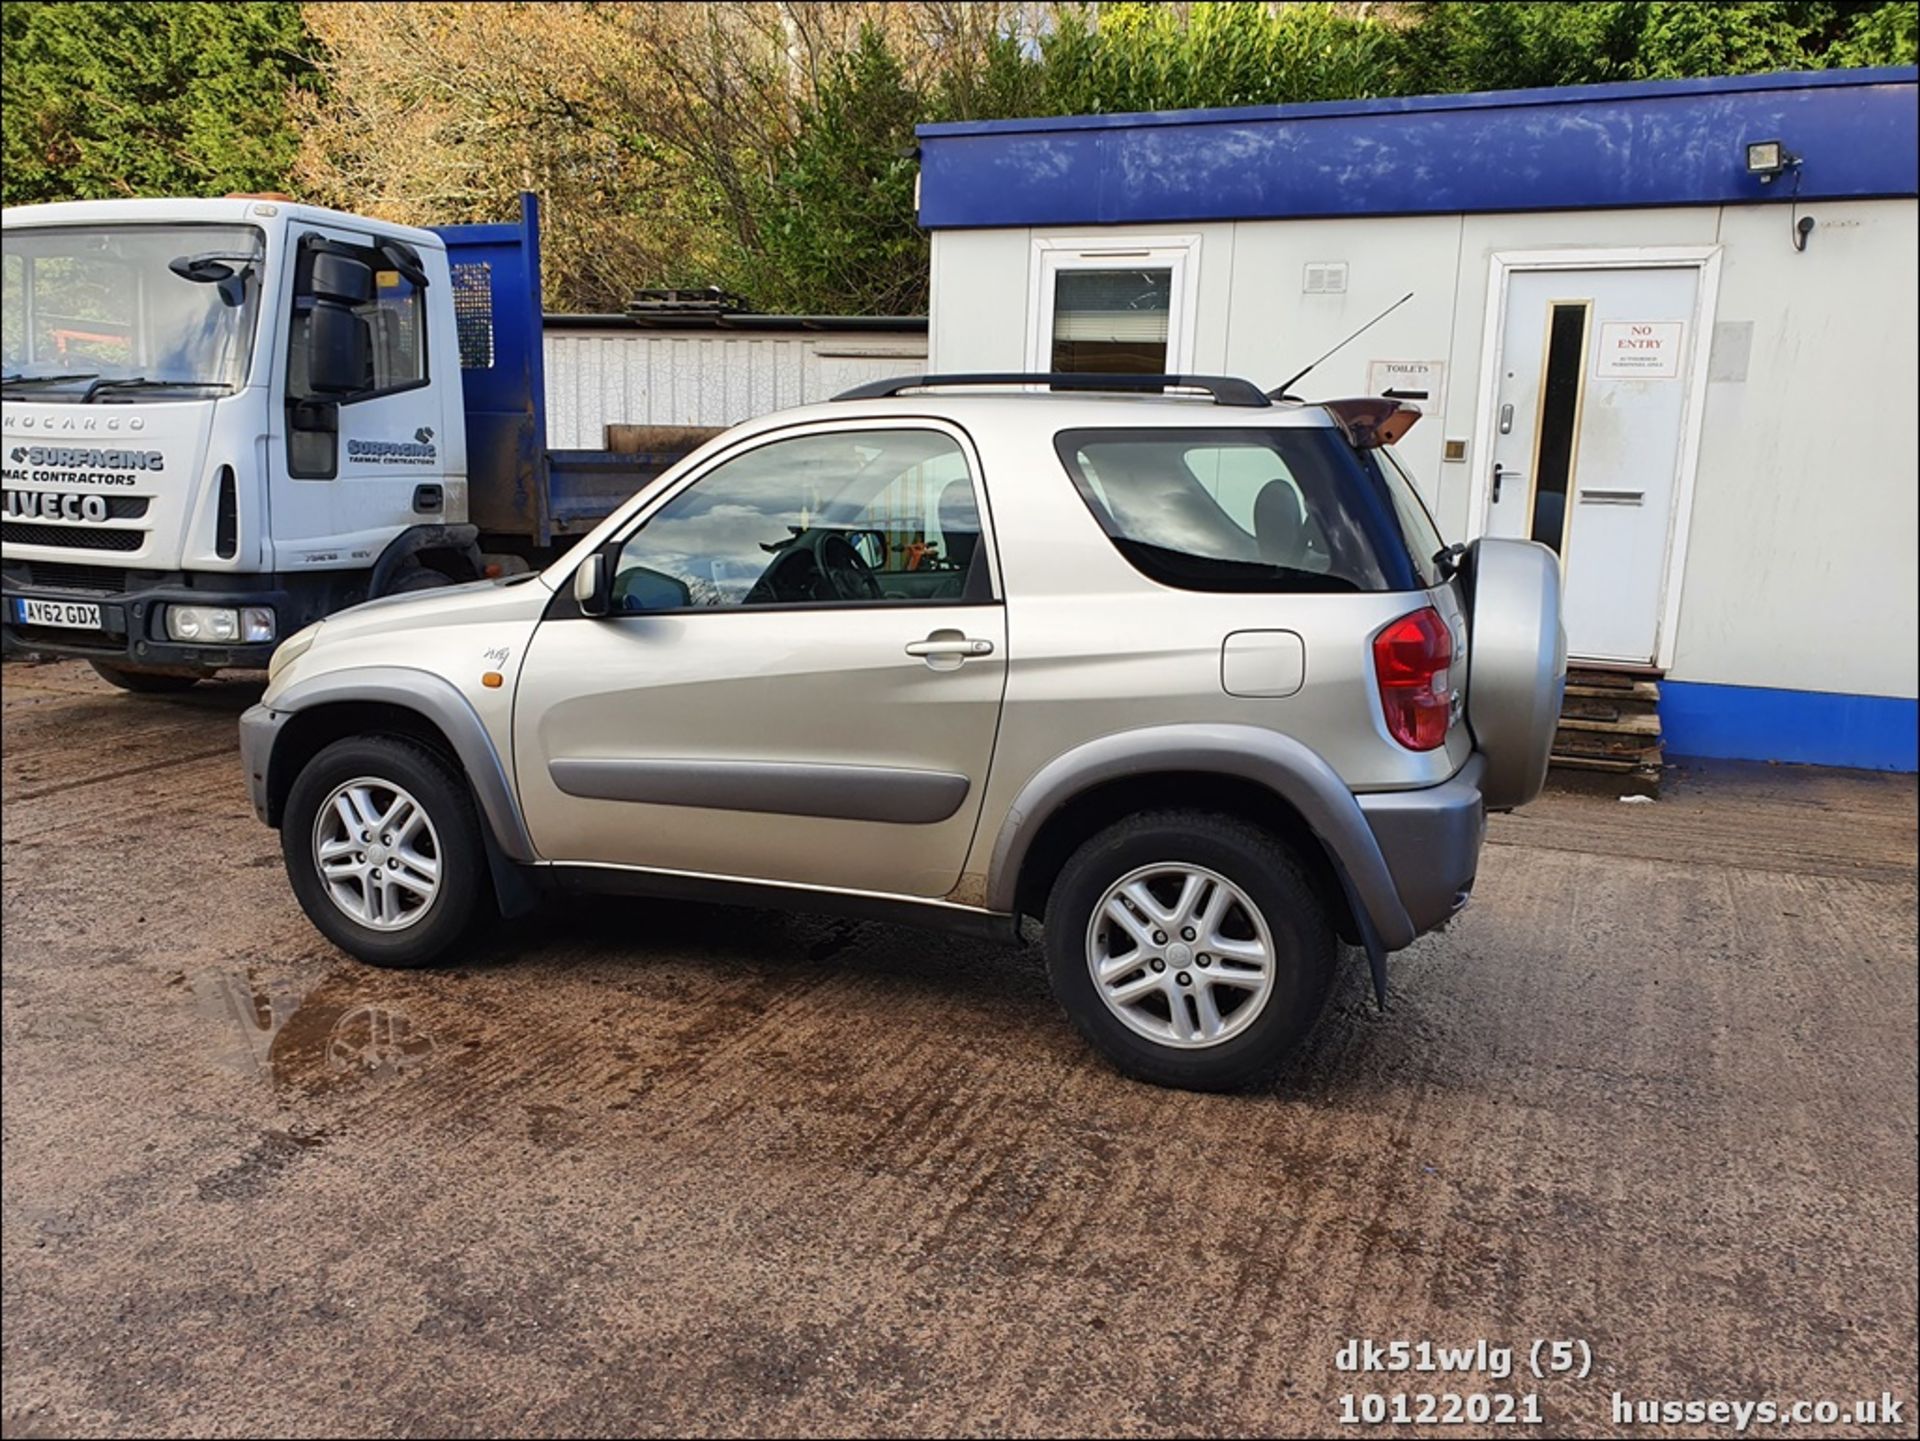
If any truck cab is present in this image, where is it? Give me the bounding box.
[2,193,657,689]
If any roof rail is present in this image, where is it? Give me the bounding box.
[831,372,1272,408]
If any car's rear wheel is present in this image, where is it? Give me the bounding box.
[89,661,204,693]
[281,735,487,968]
[1044,811,1338,1091]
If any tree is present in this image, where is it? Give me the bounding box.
[1828,0,1920,65]
[1,1,316,206]
[7,1,1916,315]
[738,27,927,314]
[1038,2,1400,114]
[293,2,724,313]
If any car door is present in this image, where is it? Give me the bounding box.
[513,419,1008,900]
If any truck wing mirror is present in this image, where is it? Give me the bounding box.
[574,551,610,616]
[308,252,373,305]
[305,303,368,395]
[378,240,428,289]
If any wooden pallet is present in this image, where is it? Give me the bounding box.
[1550,667,1663,794]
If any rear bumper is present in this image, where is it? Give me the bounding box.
[1356,753,1488,940]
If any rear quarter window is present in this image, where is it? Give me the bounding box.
[1369,446,1447,588]
[1053,426,1420,594]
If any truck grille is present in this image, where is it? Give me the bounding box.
[1,496,149,519]
[2,522,144,552]
[18,562,130,594]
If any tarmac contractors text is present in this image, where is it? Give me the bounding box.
[1612,1392,1906,1431]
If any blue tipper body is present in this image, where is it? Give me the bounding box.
[431,194,694,548]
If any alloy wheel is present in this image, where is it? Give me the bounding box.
[311,776,442,931]
[1085,862,1276,1048]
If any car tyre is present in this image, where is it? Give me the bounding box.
[1044,810,1338,1091]
[89,661,203,693]
[281,735,489,969]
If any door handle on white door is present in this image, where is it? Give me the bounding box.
[905,634,994,659]
[1491,463,1525,504]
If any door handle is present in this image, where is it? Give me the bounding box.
[905,635,994,658]
[1492,462,1504,504]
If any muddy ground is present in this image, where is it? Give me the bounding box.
[2,658,1915,1439]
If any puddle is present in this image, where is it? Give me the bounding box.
[193,967,436,1091]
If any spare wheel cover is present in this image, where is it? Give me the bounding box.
[1464,538,1566,810]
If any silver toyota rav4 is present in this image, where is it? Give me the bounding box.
[241,375,1564,1090]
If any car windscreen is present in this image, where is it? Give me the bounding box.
[1053,426,1420,593]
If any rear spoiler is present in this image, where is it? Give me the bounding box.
[1321,397,1422,449]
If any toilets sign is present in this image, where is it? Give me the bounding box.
[1597,320,1685,378]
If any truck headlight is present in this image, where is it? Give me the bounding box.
[166,605,238,642]
[165,605,275,643]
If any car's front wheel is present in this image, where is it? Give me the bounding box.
[1044,811,1338,1091]
[281,735,488,968]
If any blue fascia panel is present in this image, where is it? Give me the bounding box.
[917,68,1918,229]
[1661,682,1919,772]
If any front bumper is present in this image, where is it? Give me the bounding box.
[1356,753,1488,940]
[238,703,290,825]
[1,573,288,672]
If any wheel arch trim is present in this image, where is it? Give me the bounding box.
[370,522,483,594]
[985,723,1419,950]
[246,665,536,862]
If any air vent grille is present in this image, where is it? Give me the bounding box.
[1303,261,1349,295]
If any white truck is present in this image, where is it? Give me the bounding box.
[2,193,693,689]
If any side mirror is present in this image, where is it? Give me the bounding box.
[574,551,610,616]
[302,250,374,396]
[309,252,373,305]
[306,303,368,395]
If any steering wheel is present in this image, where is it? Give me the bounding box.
[744,544,822,604]
[802,529,884,602]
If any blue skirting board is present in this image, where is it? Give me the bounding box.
[1661,681,1919,772]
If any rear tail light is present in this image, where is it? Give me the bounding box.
[1373,606,1454,751]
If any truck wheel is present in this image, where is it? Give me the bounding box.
[1043,811,1338,1091]
[386,562,457,594]
[281,735,488,969]
[89,661,203,693]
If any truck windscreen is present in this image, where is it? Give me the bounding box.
[1,223,266,400]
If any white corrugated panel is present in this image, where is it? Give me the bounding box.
[542,327,927,449]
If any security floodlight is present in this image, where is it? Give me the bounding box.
[1746,139,1797,182]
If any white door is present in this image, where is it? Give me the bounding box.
[1485,266,1701,664]
[267,222,444,564]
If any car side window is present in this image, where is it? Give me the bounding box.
[609,429,990,611]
